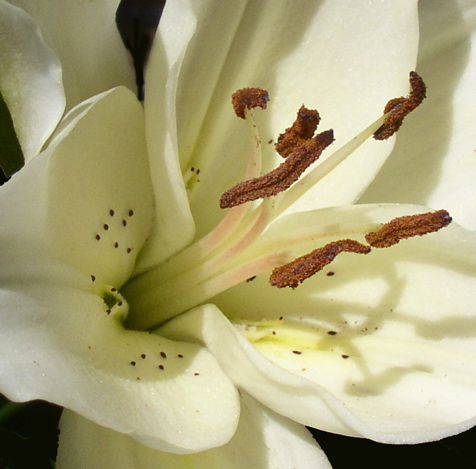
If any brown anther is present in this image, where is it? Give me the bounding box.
[232,88,269,119]
[365,209,452,248]
[275,105,321,158]
[270,239,371,289]
[373,71,426,140]
[220,129,334,208]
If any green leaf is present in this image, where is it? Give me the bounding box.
[0,92,24,177]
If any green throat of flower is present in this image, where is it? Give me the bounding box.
[124,72,451,331]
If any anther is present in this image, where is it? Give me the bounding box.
[270,239,371,289]
[275,105,320,158]
[373,71,426,140]
[232,88,270,119]
[220,129,334,208]
[365,209,452,248]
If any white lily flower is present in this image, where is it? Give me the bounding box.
[1,1,476,468]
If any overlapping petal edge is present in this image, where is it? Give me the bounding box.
[0,87,239,453]
[159,202,476,444]
[56,393,332,469]
[0,0,476,466]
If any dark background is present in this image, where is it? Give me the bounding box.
[1,395,476,468]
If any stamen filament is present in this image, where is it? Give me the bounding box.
[137,195,275,288]
[273,113,386,217]
[244,108,263,180]
[127,251,291,330]
[166,105,266,280]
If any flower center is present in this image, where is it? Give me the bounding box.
[100,285,128,319]
[125,72,450,331]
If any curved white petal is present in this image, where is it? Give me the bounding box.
[136,0,206,269]
[0,0,65,161]
[160,204,476,444]
[361,1,476,230]
[168,0,419,237]
[57,393,330,469]
[0,270,239,452]
[3,86,154,286]
[7,0,135,111]
[0,87,239,452]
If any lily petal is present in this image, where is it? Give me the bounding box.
[6,0,135,110]
[167,0,419,237]
[361,1,476,229]
[0,87,239,452]
[136,0,209,268]
[160,204,476,444]
[3,86,154,286]
[57,393,331,469]
[0,0,65,161]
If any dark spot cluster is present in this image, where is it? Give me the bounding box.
[94,207,136,254]
[127,350,187,374]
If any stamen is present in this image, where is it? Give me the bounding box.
[365,210,452,248]
[232,88,270,119]
[220,129,334,209]
[275,105,321,158]
[373,71,426,140]
[270,239,371,289]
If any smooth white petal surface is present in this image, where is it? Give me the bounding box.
[0,0,65,161]
[7,0,135,111]
[57,393,331,469]
[0,87,239,452]
[160,204,476,444]
[361,0,476,230]
[166,0,419,237]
